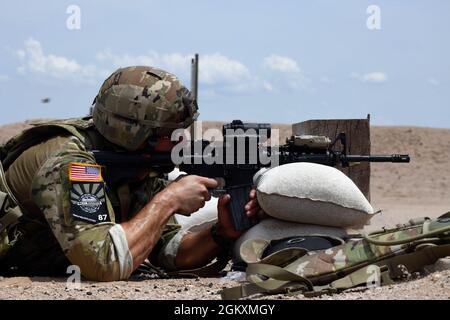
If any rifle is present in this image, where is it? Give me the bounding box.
[92,120,410,231]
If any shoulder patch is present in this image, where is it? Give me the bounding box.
[69,162,103,182]
[70,182,110,224]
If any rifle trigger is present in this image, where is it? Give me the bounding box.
[208,188,227,198]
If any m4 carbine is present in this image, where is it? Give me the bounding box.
[92,120,410,231]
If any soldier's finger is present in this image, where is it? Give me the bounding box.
[246,207,259,218]
[204,191,212,202]
[198,177,219,188]
[218,194,231,209]
[245,199,258,211]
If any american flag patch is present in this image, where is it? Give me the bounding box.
[69,163,103,182]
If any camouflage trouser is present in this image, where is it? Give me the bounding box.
[0,220,72,277]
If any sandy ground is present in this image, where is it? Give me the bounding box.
[1,262,449,300]
[0,120,449,300]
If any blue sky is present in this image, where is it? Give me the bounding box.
[0,1,448,127]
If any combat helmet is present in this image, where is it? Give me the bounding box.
[92,66,199,151]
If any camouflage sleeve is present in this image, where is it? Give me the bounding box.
[31,136,133,281]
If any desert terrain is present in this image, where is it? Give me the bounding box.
[0,120,449,300]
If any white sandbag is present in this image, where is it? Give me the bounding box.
[174,198,218,232]
[233,218,347,261]
[255,163,375,228]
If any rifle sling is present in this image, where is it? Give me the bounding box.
[221,243,450,300]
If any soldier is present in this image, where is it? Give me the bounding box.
[0,66,259,281]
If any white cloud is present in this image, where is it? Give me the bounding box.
[14,40,255,93]
[263,55,300,73]
[0,74,9,82]
[262,54,311,92]
[96,50,253,92]
[12,39,314,95]
[96,51,192,84]
[200,53,251,85]
[15,38,107,84]
[351,72,388,83]
[427,77,440,86]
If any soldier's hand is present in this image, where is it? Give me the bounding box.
[164,175,218,215]
[244,188,261,219]
[216,188,262,240]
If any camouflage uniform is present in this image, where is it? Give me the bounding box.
[0,66,198,281]
[0,118,180,281]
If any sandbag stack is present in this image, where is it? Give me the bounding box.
[234,162,377,262]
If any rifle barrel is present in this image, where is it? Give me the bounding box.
[345,154,410,163]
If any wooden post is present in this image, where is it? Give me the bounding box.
[292,115,371,201]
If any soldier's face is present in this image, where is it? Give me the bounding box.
[139,136,176,152]
[138,135,179,152]
[153,136,175,152]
